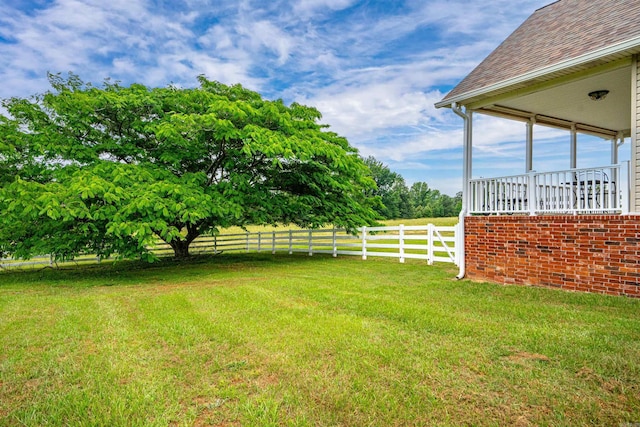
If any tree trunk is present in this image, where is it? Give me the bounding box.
[170,239,191,259]
[167,225,200,259]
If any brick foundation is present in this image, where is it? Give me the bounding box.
[464,215,640,297]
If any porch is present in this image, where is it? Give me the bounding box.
[434,1,640,296]
[470,163,631,215]
[443,56,639,218]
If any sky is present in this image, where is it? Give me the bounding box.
[0,0,626,195]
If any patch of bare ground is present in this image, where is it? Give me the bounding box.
[190,396,239,427]
[575,366,638,416]
[431,363,555,426]
[501,347,551,364]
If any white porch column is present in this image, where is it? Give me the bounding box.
[632,54,639,213]
[525,119,534,172]
[570,124,577,169]
[611,136,619,165]
[611,134,623,211]
[466,110,473,209]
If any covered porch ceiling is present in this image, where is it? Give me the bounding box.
[465,60,632,140]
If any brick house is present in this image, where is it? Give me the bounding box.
[436,0,640,296]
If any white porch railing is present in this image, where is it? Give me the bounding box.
[469,163,629,215]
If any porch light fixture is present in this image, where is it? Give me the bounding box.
[588,90,609,101]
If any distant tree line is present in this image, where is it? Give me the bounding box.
[363,156,462,220]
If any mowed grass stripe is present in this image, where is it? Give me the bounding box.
[1,254,639,426]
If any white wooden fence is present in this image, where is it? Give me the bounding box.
[1,224,460,270]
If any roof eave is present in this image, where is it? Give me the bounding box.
[435,35,640,109]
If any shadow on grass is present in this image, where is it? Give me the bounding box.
[0,252,368,288]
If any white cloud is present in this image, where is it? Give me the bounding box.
[0,3,257,99]
[237,20,295,65]
[198,25,235,51]
[293,0,357,17]
[311,84,436,136]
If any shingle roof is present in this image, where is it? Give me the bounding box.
[439,0,640,106]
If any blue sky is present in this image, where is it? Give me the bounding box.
[0,0,624,195]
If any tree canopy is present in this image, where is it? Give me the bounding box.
[363,156,411,219]
[0,74,377,260]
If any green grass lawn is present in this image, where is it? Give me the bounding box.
[1,254,639,426]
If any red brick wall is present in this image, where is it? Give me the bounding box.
[464,215,640,297]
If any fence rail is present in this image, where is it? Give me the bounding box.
[1,224,460,270]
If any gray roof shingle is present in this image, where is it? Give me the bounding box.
[440,0,640,104]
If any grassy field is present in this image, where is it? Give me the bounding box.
[1,253,639,426]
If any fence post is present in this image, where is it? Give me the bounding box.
[49,254,53,267]
[332,227,337,258]
[308,229,313,256]
[399,224,405,263]
[455,222,461,266]
[427,223,434,265]
[288,230,293,255]
[214,234,217,254]
[246,232,250,252]
[362,226,367,260]
[258,232,262,253]
[272,231,276,254]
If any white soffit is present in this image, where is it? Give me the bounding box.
[475,65,631,138]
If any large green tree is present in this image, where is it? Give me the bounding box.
[0,74,377,260]
[408,181,433,218]
[409,183,462,218]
